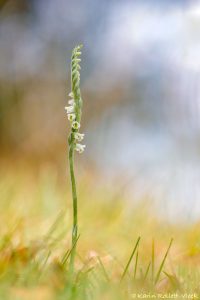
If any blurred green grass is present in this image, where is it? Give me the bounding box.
[0,159,200,299]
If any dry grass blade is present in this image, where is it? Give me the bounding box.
[133,251,139,280]
[152,239,154,283]
[44,211,65,242]
[61,234,80,266]
[61,250,70,265]
[121,236,141,281]
[144,262,151,281]
[97,256,110,282]
[163,271,181,290]
[154,238,173,285]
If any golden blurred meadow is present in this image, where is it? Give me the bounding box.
[1,0,200,299]
[0,158,200,299]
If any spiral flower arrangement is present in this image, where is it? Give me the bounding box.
[65,45,85,154]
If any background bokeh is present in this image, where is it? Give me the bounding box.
[1,0,200,222]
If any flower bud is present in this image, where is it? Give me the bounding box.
[68,113,76,122]
[72,121,80,130]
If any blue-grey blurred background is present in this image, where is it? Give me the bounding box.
[1,0,200,221]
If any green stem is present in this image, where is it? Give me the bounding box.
[68,133,78,272]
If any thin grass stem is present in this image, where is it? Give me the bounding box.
[121,236,141,281]
[133,250,139,280]
[154,238,173,285]
[152,239,155,283]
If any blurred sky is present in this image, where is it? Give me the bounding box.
[1,0,200,221]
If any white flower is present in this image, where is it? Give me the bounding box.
[65,105,74,114]
[68,92,74,98]
[75,143,86,154]
[72,121,80,130]
[67,113,76,122]
[68,99,75,105]
[74,132,84,142]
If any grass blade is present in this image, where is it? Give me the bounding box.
[144,261,151,281]
[152,239,154,283]
[154,238,173,285]
[97,256,110,282]
[133,251,139,280]
[62,234,80,266]
[61,250,70,265]
[44,210,65,241]
[121,236,141,281]
[163,271,181,290]
[140,267,144,279]
[37,250,51,281]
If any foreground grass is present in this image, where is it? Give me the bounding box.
[0,161,200,299]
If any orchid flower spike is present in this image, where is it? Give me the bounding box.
[66,45,85,154]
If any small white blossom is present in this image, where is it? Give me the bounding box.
[74,132,84,142]
[72,121,80,130]
[67,113,76,122]
[75,143,86,154]
[65,105,74,114]
[68,99,75,105]
[68,92,74,98]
